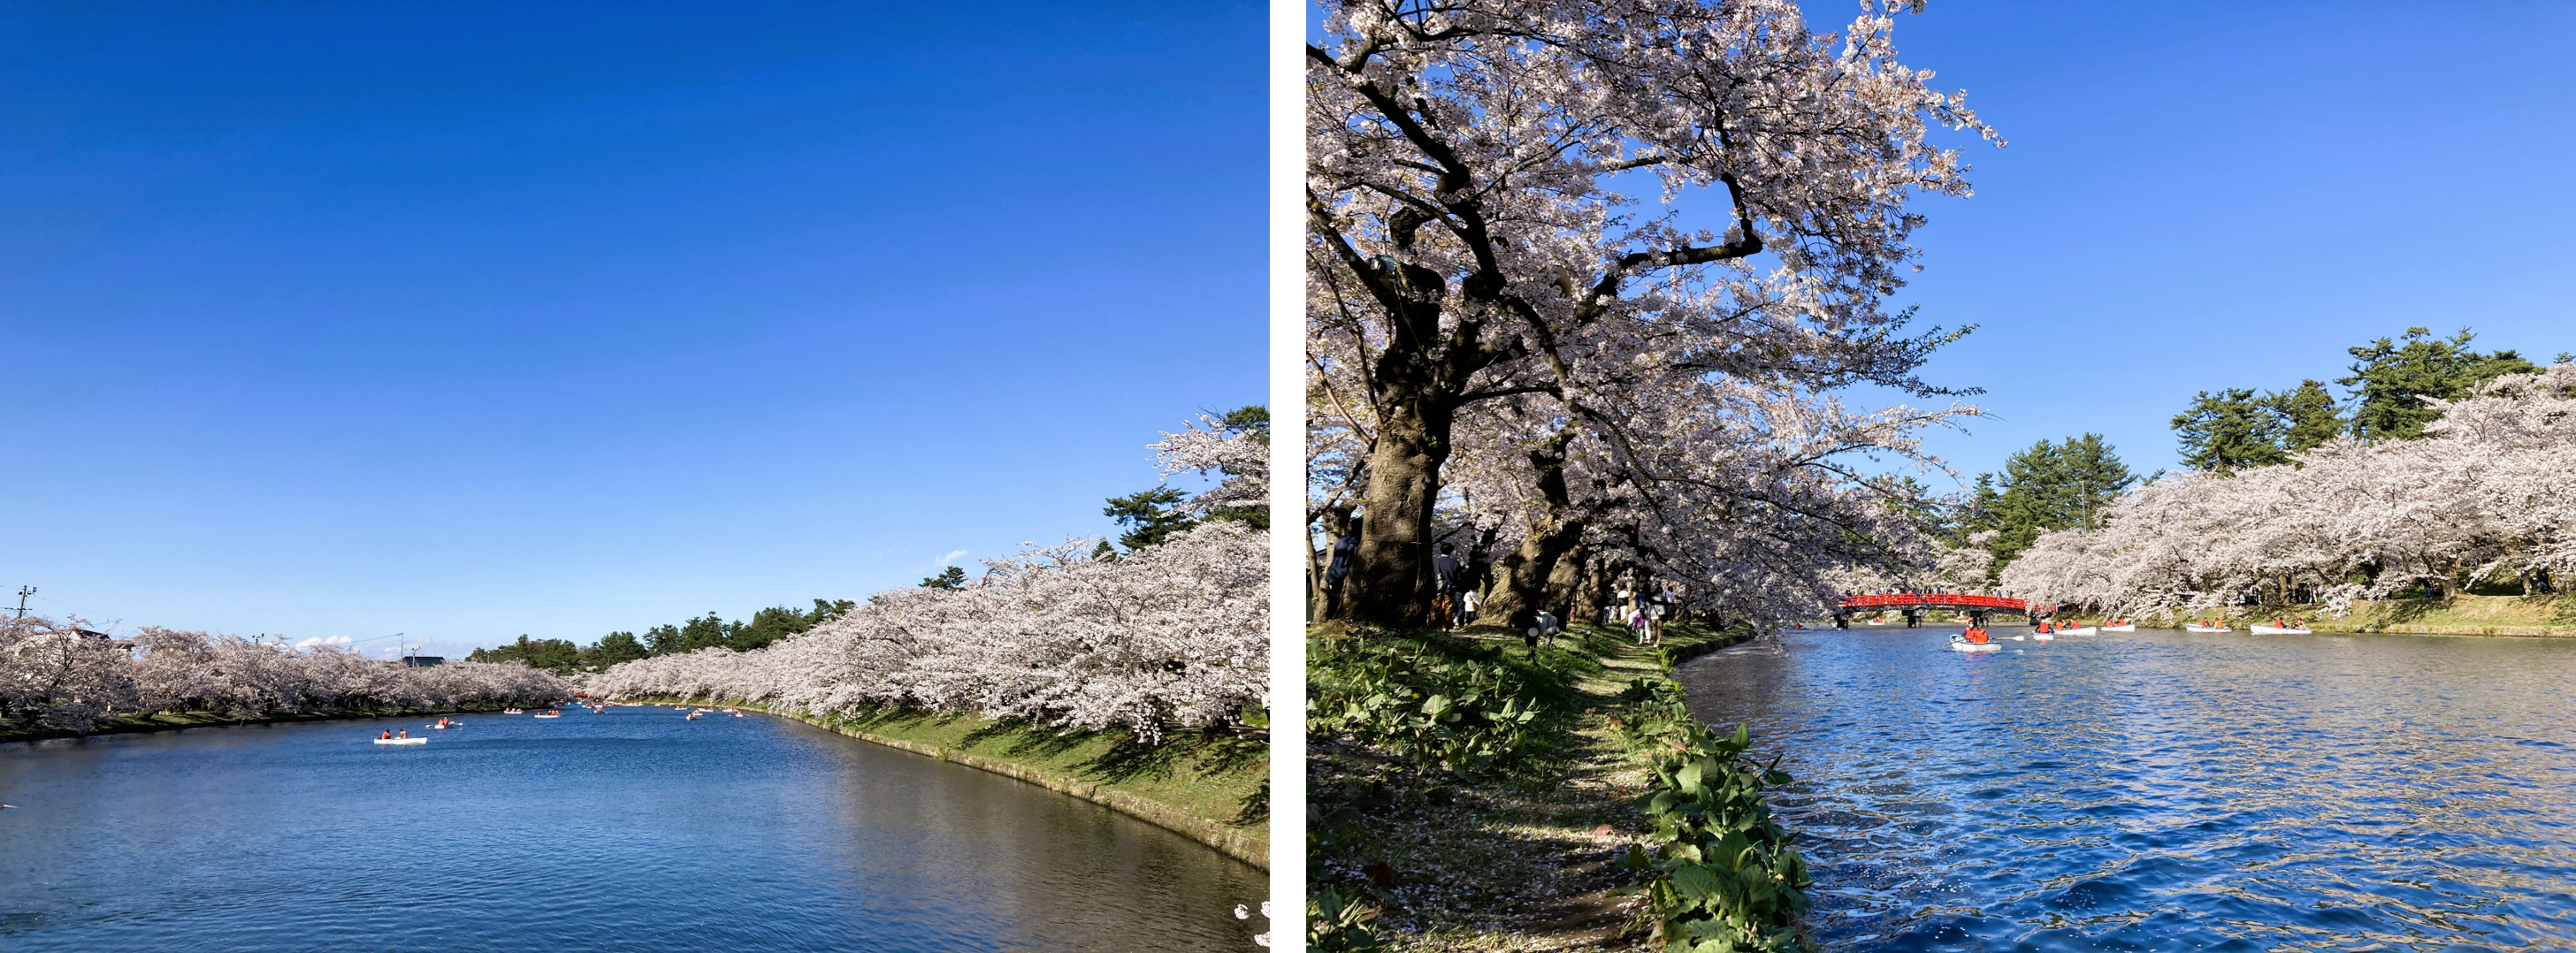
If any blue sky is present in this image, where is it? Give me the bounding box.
[1808,0,2576,485]
[0,2,1264,657]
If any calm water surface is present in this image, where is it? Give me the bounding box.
[1678,628,2576,952]
[0,707,1262,951]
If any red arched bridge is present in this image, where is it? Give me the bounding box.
[1835,593,2031,629]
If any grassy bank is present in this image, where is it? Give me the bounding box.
[626,697,1267,869]
[0,704,533,745]
[1308,621,1758,951]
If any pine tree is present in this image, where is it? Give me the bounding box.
[1972,434,2136,572]
[2342,327,2536,442]
[1103,486,1195,552]
[2271,379,2343,453]
[2173,388,2289,474]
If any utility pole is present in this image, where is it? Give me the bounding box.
[13,586,31,621]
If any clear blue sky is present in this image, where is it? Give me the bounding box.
[1815,0,2575,485]
[1,2,1263,658]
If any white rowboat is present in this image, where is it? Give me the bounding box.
[372,737,427,745]
[2055,626,2098,636]
[1949,640,2001,652]
[2029,633,2053,641]
[2249,625,2313,634]
[2183,624,2231,633]
[2101,623,2136,632]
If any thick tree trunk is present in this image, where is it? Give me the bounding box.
[1555,551,1598,622]
[1349,396,1454,628]
[1482,431,1582,629]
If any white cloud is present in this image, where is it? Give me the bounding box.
[918,549,968,572]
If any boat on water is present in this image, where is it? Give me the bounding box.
[2030,632,2053,641]
[2057,626,2098,636]
[1949,638,2001,652]
[2250,624,2313,634]
[372,736,428,745]
[2100,623,2136,631]
[503,707,524,714]
[2183,624,2232,633]
[532,709,562,719]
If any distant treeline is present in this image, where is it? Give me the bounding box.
[468,598,857,675]
[474,404,1271,677]
[1958,326,2564,578]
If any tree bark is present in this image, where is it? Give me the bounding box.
[1483,430,1584,629]
[1350,393,1453,628]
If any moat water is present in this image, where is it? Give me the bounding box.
[1678,627,2576,951]
[0,706,1262,951]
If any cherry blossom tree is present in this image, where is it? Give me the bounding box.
[0,615,567,735]
[1308,0,1996,624]
[2001,362,2576,618]
[1153,411,1271,519]
[586,522,1268,743]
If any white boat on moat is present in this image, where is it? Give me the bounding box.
[2250,624,2313,634]
[2184,624,2232,633]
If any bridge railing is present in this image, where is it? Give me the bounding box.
[1838,593,2028,612]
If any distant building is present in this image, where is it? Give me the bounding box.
[400,655,445,667]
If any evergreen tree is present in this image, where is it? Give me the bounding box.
[2341,327,2536,442]
[1103,486,1195,552]
[676,613,734,653]
[467,634,583,674]
[1971,434,2136,572]
[581,631,649,671]
[2273,379,2343,453]
[2172,388,2289,474]
[919,566,967,591]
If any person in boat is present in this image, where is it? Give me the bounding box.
[1962,626,1990,644]
[380,729,393,740]
[397,729,409,739]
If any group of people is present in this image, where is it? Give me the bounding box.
[1316,521,1682,644]
[1317,522,1483,630]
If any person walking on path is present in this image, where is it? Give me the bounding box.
[1432,543,1464,629]
[1321,516,1359,621]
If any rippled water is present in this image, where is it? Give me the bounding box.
[1677,628,2576,951]
[0,708,1262,951]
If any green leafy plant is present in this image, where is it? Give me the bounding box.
[1617,678,1815,953]
[1307,887,1384,951]
[1308,638,1542,778]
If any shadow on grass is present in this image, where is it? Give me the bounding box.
[2377,597,2444,625]
[1233,780,1270,827]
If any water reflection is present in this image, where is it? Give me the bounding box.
[1677,629,2576,951]
[0,708,1260,952]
